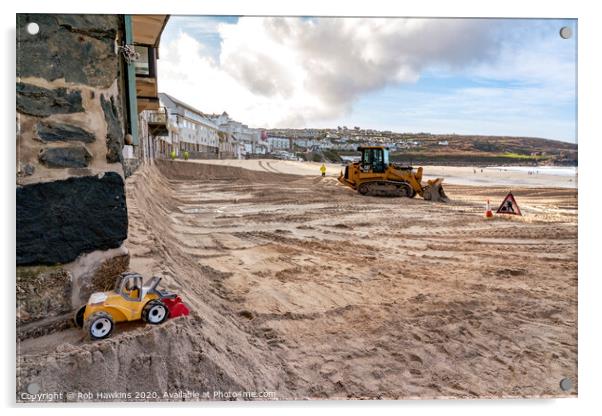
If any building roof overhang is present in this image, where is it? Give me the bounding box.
[132,15,170,48]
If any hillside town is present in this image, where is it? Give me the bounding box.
[134,95,577,166]
[135,97,493,161]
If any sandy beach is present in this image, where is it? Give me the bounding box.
[17,159,577,399]
[186,159,578,189]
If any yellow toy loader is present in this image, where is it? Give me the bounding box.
[338,146,448,201]
[74,272,189,340]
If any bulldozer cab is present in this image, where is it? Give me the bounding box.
[359,146,389,173]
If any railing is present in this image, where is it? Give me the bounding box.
[147,107,168,124]
[146,107,170,138]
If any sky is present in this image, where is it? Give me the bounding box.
[158,17,577,143]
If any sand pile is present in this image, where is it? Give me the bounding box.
[18,318,248,401]
[17,162,294,402]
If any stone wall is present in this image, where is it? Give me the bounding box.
[188,150,219,160]
[16,266,72,324]
[16,14,131,326]
[219,151,236,160]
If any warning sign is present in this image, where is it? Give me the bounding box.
[496,192,522,215]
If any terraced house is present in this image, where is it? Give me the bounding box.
[208,111,265,156]
[158,93,221,159]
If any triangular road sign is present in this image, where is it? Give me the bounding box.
[496,192,522,215]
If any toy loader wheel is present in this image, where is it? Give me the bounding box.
[143,300,169,325]
[73,305,86,328]
[85,312,114,340]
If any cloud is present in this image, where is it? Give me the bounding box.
[221,18,501,124]
[157,17,575,138]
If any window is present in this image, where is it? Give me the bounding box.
[134,46,149,75]
[134,45,157,77]
[119,275,142,302]
[362,149,372,165]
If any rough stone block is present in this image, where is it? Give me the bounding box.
[36,121,96,143]
[16,266,73,324]
[17,14,120,88]
[101,94,124,164]
[16,172,128,265]
[22,163,35,176]
[16,83,83,117]
[38,145,93,168]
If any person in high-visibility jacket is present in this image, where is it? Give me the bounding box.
[320,163,326,177]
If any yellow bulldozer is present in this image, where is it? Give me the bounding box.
[337,146,448,202]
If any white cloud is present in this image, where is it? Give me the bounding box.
[158,17,500,128]
[157,17,575,140]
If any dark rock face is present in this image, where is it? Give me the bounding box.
[36,121,96,143]
[17,14,120,88]
[101,94,124,163]
[16,172,128,265]
[16,83,84,117]
[39,146,93,168]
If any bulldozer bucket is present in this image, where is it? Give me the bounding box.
[422,178,449,202]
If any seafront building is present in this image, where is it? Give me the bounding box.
[140,96,276,160]
[138,93,258,160]
[158,93,221,159]
[208,112,267,157]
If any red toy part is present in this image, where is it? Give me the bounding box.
[162,296,190,318]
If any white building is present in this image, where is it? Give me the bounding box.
[208,112,264,156]
[158,93,222,158]
[267,136,290,151]
[292,138,317,149]
[218,131,244,159]
[318,139,334,149]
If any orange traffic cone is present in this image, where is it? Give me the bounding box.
[485,199,493,218]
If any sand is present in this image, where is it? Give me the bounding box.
[17,159,578,401]
[185,159,578,189]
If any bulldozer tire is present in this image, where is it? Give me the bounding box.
[358,182,370,195]
[74,305,86,328]
[143,300,169,325]
[85,312,114,340]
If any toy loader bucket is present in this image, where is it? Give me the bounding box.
[423,178,449,202]
[163,296,190,318]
